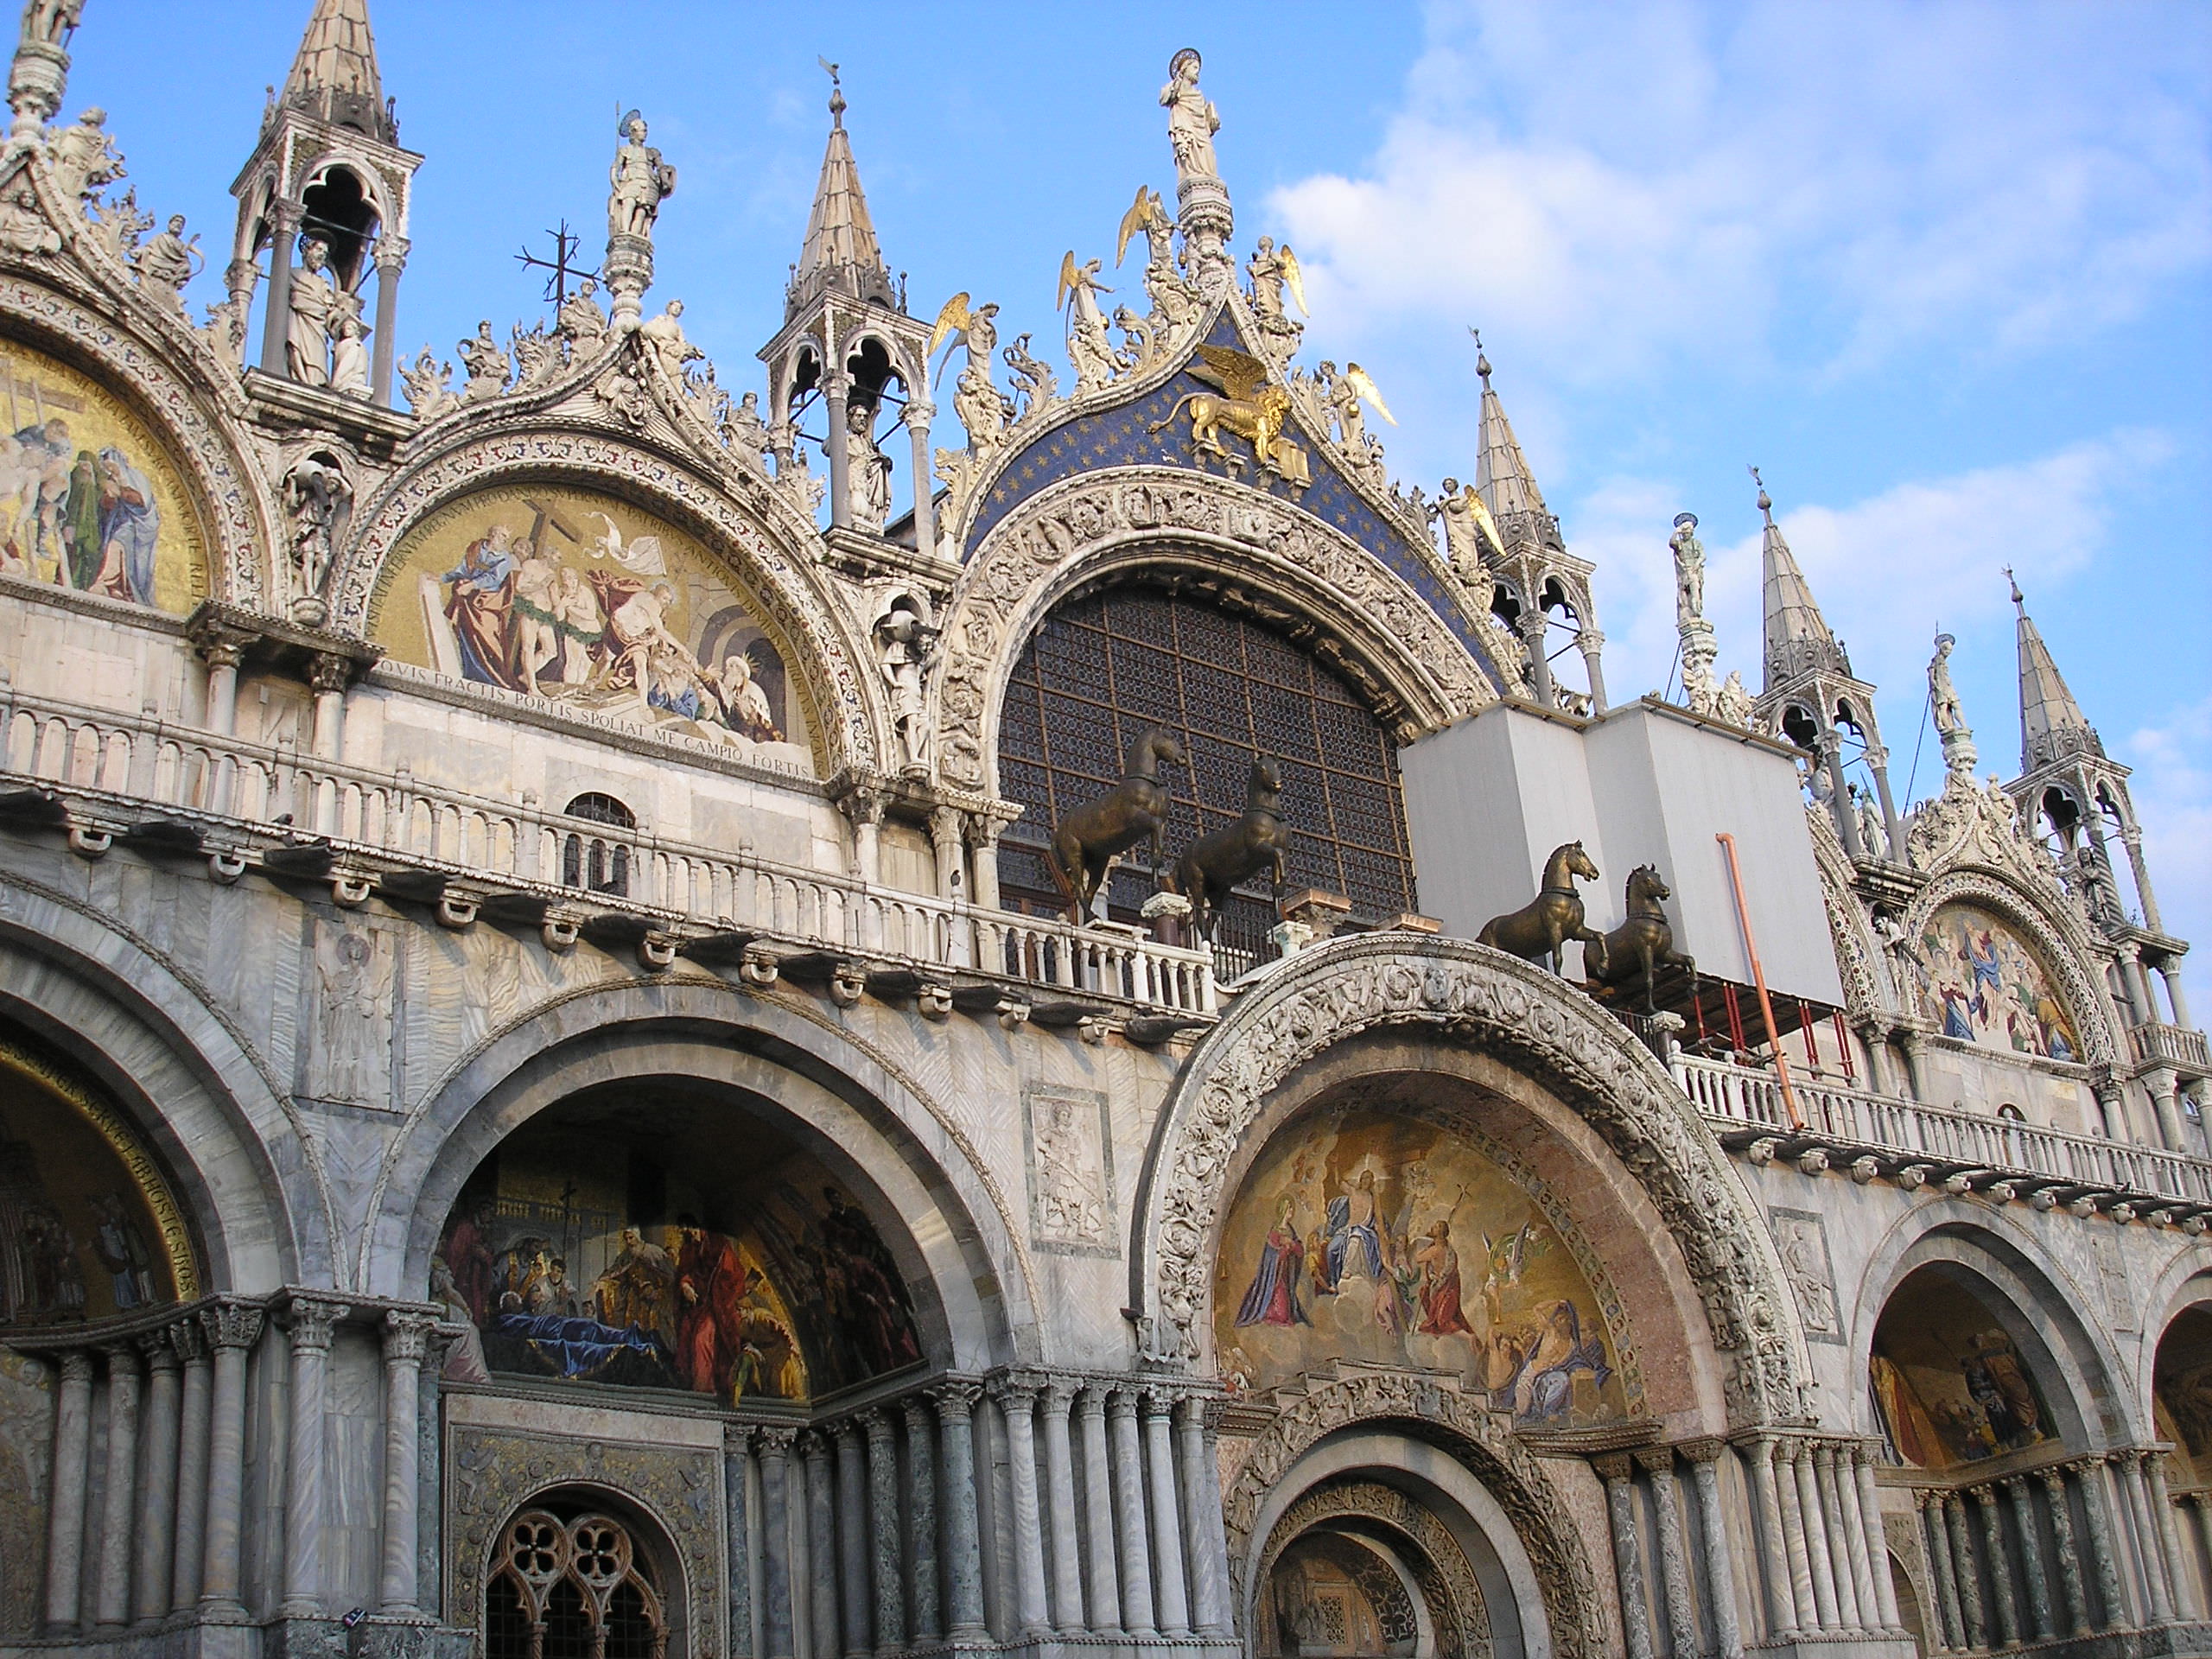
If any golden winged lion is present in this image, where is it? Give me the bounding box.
[1146,344,1311,487]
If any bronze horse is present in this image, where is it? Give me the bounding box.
[1171,757,1291,941]
[1477,841,1604,975]
[1588,864,1696,1012]
[1046,723,1185,922]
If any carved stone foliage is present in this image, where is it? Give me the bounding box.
[1144,934,1814,1427]
[1806,806,1895,1020]
[1224,1371,1593,1659]
[1896,867,2118,1066]
[1905,768,2065,896]
[0,273,270,605]
[1256,1476,1493,1659]
[933,467,1494,791]
[329,430,882,777]
[446,1423,722,1659]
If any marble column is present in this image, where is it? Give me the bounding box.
[133,1333,182,1624]
[41,1351,94,1634]
[281,1295,347,1618]
[1744,1436,1797,1640]
[756,1429,798,1659]
[1972,1485,2018,1646]
[94,1341,143,1630]
[2120,1451,2177,1623]
[823,373,853,531]
[1141,1389,1191,1635]
[1791,1440,1841,1629]
[1077,1387,1122,1634]
[1179,1395,1233,1637]
[1773,1442,1820,1636]
[1918,1490,1963,1651]
[169,1320,212,1613]
[905,400,938,560]
[1815,1444,1867,1630]
[861,1411,904,1658]
[1852,1444,1903,1632]
[934,1384,987,1641]
[991,1379,1051,1637]
[1579,627,1609,713]
[1681,1442,1744,1659]
[1944,1494,1986,1652]
[727,1434,754,1659]
[2039,1465,2090,1637]
[803,1433,839,1659]
[1594,1455,1654,1659]
[259,200,302,377]
[1039,1384,1084,1633]
[835,1421,871,1659]
[1107,1389,1156,1635]
[899,1401,939,1644]
[370,238,406,405]
[2145,1452,2189,1618]
[379,1313,435,1617]
[198,1302,263,1622]
[2078,1457,2128,1630]
[1635,1448,1697,1653]
[2004,1476,2055,1638]
[2192,1494,2212,1630]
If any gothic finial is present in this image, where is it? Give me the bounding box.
[2005,565,2024,608]
[818,56,844,125]
[1749,463,1771,519]
[1468,325,1490,380]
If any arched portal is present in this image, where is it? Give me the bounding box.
[485,1496,677,1659]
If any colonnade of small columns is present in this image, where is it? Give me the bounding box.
[729,1373,1236,1657]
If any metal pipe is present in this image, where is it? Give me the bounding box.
[1718,832,1803,1129]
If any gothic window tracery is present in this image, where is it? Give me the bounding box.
[484,1503,670,1659]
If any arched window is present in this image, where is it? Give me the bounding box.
[485,1504,669,1659]
[997,581,1418,969]
[561,793,635,898]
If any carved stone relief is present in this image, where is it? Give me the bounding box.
[301,916,396,1108]
[1022,1082,1116,1257]
[1769,1207,1843,1344]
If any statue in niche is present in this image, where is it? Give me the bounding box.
[1160,48,1220,192]
[1929,632,1967,738]
[1671,512,1706,626]
[328,294,372,397]
[608,111,676,243]
[843,400,893,534]
[132,212,200,307]
[48,105,122,205]
[285,235,341,386]
[281,452,350,607]
[874,594,938,775]
[1854,785,1890,861]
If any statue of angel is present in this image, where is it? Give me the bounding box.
[1116,185,1176,274]
[1437,477,1501,580]
[928,292,1013,450]
[1246,238,1306,334]
[1317,359,1393,451]
[1928,632,1967,738]
[608,111,676,243]
[1057,252,1117,393]
[1160,48,1220,193]
[1670,512,1706,627]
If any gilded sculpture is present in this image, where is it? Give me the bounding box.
[1147,342,1310,488]
[1171,756,1292,943]
[1045,722,1185,921]
[1476,841,1605,976]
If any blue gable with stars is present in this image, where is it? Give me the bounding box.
[963,309,1506,692]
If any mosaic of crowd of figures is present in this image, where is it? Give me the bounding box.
[1909,901,2081,1063]
[1214,1104,1630,1427]
[1868,1269,2053,1469]
[0,338,206,611]
[371,484,815,772]
[433,1093,920,1404]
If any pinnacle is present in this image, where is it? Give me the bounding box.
[1472,354,1548,523]
[789,84,895,319]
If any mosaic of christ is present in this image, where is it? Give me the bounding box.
[1213,1104,1633,1427]
[371,485,815,772]
[1909,902,2080,1062]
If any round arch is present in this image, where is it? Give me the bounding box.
[1134,933,1814,1427]
[362,978,1038,1371]
[328,427,888,779]
[2133,1248,2212,1411]
[931,466,1497,794]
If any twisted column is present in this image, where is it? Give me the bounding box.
[1039,1384,1084,1633]
[1141,1389,1191,1634]
[834,1421,870,1659]
[2040,1465,2090,1637]
[2004,1476,2055,1639]
[134,1333,182,1624]
[803,1433,839,1659]
[1744,1435,1797,1639]
[1917,1490,1963,1651]
[379,1312,435,1617]
[934,1383,987,1640]
[1108,1389,1155,1635]
[197,1302,263,1622]
[899,1401,939,1643]
[1635,1447,1696,1652]
[94,1341,143,1629]
[754,1428,798,1659]
[169,1320,213,1613]
[861,1411,904,1657]
[1179,1395,1233,1637]
[1078,1387,1122,1633]
[280,1296,348,1618]
[990,1378,1051,1637]
[1944,1494,1986,1651]
[41,1351,94,1633]
[1971,1485,2018,1646]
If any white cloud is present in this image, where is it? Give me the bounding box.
[1268,0,2211,385]
[2124,697,2212,960]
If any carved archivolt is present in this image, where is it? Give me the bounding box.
[1224,1371,1592,1659]
[1255,1476,1494,1659]
[331,429,885,778]
[1140,934,1814,1426]
[1897,867,2120,1066]
[931,467,1497,792]
[0,271,276,607]
[1806,807,1895,1020]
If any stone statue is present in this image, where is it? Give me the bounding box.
[282,453,350,607]
[779,441,824,515]
[285,236,341,386]
[874,596,938,775]
[327,294,372,397]
[458,321,511,401]
[1853,785,1890,861]
[1929,632,1965,737]
[19,0,82,48]
[1437,478,1500,581]
[727,389,770,462]
[1317,360,1392,454]
[639,298,702,375]
[1671,514,1706,627]
[607,111,675,242]
[843,401,892,533]
[1001,333,1058,416]
[1713,670,1755,728]
[556,276,607,353]
[89,183,150,261]
[1160,48,1220,191]
[1245,237,1305,341]
[932,296,1012,451]
[132,212,200,306]
[399,347,458,421]
[47,105,122,204]
[1058,252,1118,393]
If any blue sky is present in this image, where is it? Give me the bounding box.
[75,1,2211,950]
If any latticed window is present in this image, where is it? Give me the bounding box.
[484,1504,670,1659]
[561,792,634,898]
[998,581,1417,969]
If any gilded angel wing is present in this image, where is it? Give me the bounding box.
[1467,488,1503,556]
[1345,361,1395,424]
[1116,187,1151,267]
[1279,245,1309,316]
[1057,251,1079,314]
[926,291,972,360]
[1193,342,1268,403]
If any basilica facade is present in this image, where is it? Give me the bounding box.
[1,5,2208,1658]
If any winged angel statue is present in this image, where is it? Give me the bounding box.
[927,291,1014,449]
[1057,253,1121,392]
[1147,344,1311,488]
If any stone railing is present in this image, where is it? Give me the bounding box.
[1676,1053,2212,1210]
[0,686,1215,1016]
[2131,1020,2212,1074]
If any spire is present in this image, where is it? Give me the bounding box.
[1753,468,1845,690]
[280,0,392,143]
[1472,347,1550,522]
[2012,573,2101,771]
[788,64,895,319]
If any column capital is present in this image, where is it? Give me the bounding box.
[797,1427,834,1463]
[987,1373,1039,1409]
[751,1424,798,1458]
[57,1348,95,1384]
[2000,1473,2031,1497]
[99,1338,143,1373]
[1074,1382,1110,1420]
[1915,1485,1944,1513]
[832,1415,863,1448]
[928,804,966,849]
[381,1309,439,1366]
[933,1379,982,1421]
[906,400,936,428]
[140,1330,182,1373]
[2036,1464,2071,1492]
[283,1294,350,1351]
[1104,1384,1141,1421]
[859,1404,897,1445]
[1592,1452,1637,1484]
[1041,1378,1080,1414]
[269,197,305,233]
[899,1395,936,1432]
[1633,1445,1678,1477]
[168,1317,207,1364]
[372,234,411,272]
[200,1300,265,1351]
[1578,627,1605,652]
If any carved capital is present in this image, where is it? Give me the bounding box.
[1675,1436,1725,1465]
[752,1424,798,1459]
[140,1329,182,1373]
[988,1374,1039,1411]
[283,1294,350,1352]
[58,1349,95,1385]
[928,804,966,849]
[1591,1452,1637,1484]
[382,1309,440,1368]
[200,1300,266,1352]
[168,1318,207,1365]
[933,1380,982,1423]
[1104,1385,1141,1421]
[308,650,353,696]
[860,1406,898,1448]
[1632,1445,1677,1478]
